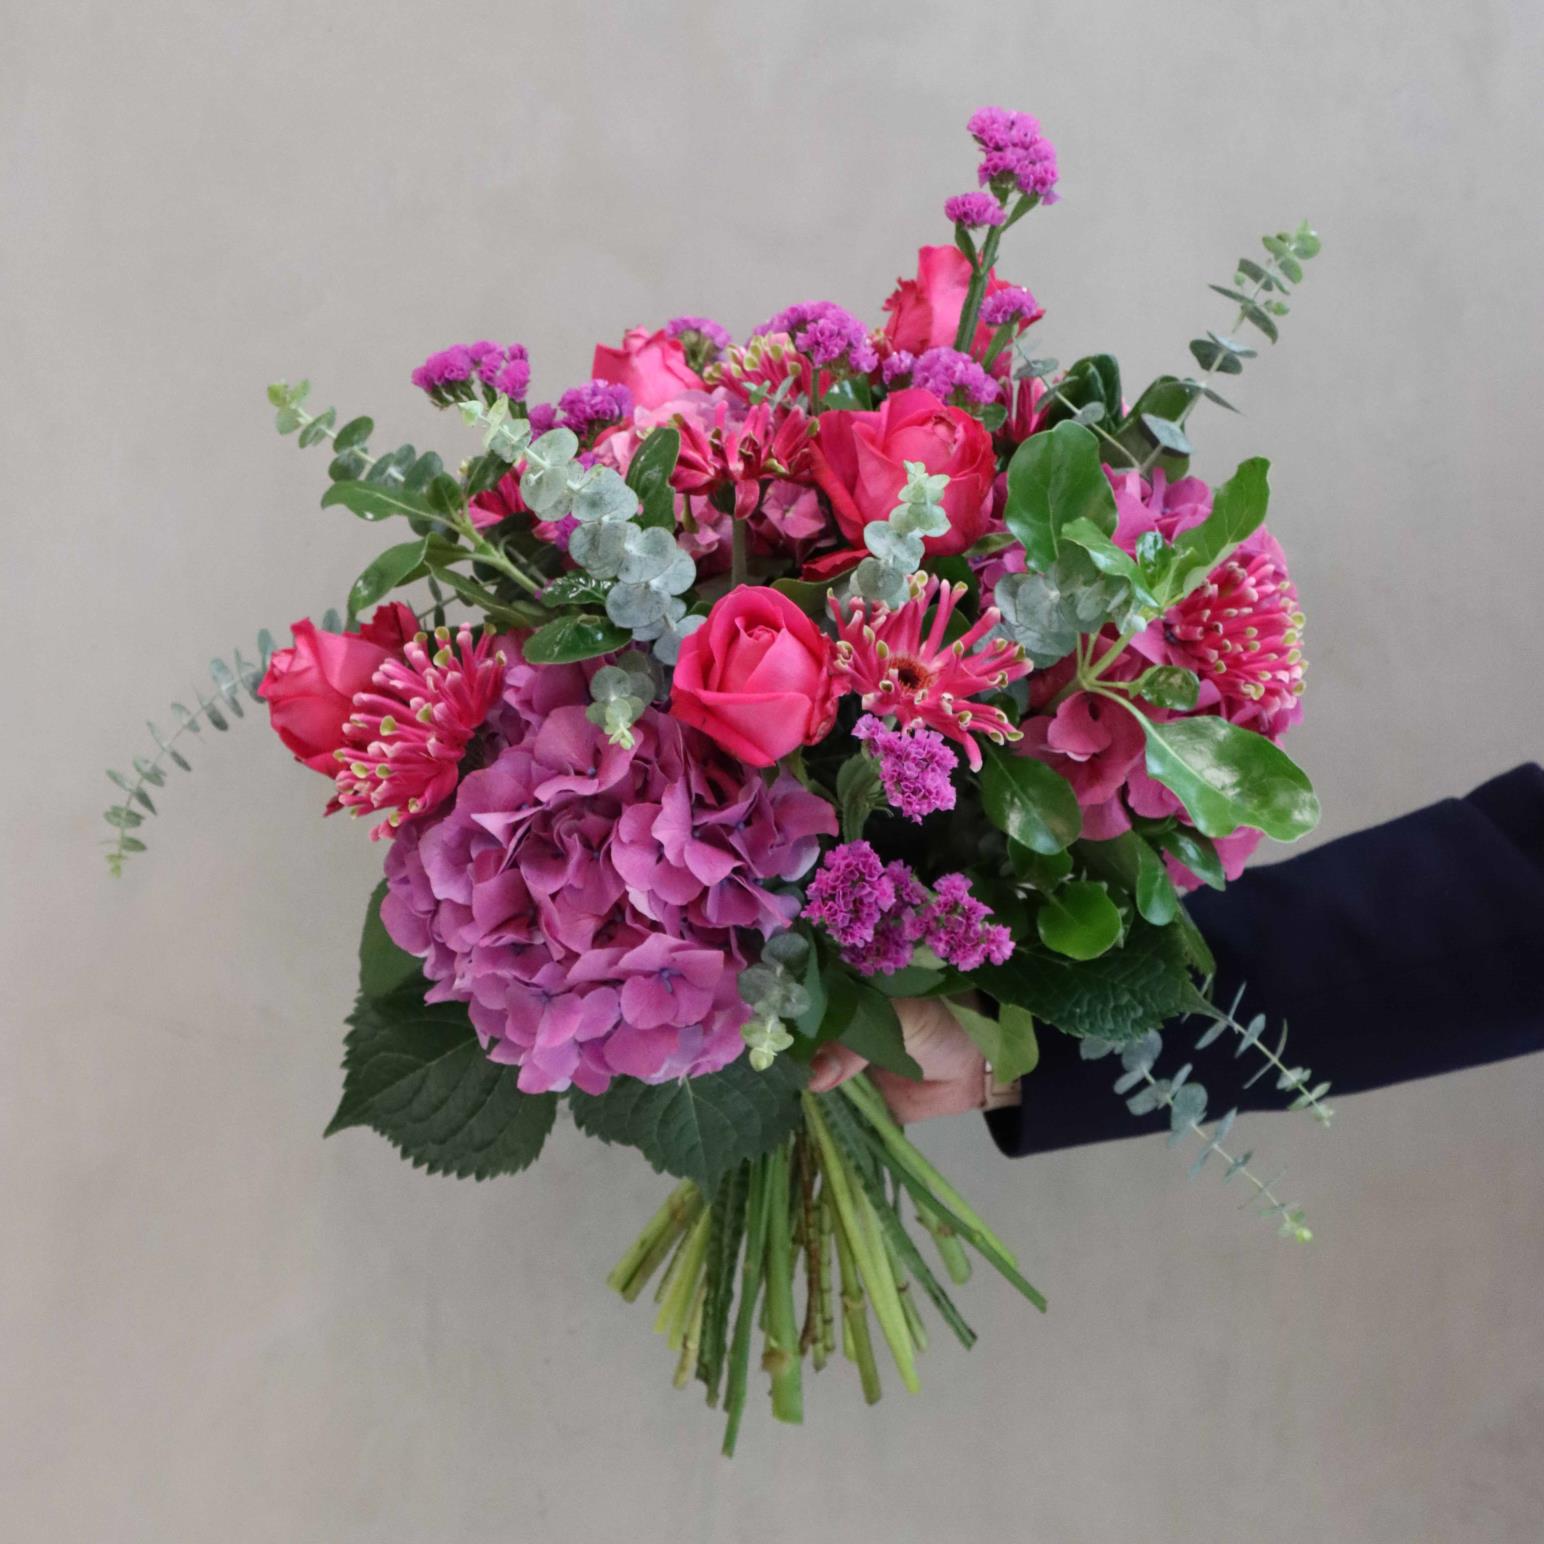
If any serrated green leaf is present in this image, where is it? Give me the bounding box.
[522,613,630,664]
[569,1055,806,1195]
[976,919,1206,1042]
[1036,879,1123,960]
[326,986,556,1178]
[950,1000,1040,1082]
[980,741,1082,854]
[358,880,423,1000]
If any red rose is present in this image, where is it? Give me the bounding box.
[882,245,1013,357]
[257,603,417,774]
[592,326,705,411]
[809,386,996,557]
[670,587,836,767]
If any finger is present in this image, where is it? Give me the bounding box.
[872,1065,986,1123]
[807,1043,869,1093]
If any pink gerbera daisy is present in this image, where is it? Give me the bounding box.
[830,575,1030,769]
[334,624,507,838]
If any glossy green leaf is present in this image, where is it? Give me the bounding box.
[1161,456,1271,603]
[1036,880,1123,960]
[320,478,442,524]
[1154,824,1226,889]
[832,977,922,1080]
[625,426,681,530]
[1137,713,1319,841]
[1133,665,1200,711]
[348,537,428,619]
[980,741,1082,854]
[1001,421,1118,571]
[522,613,630,664]
[1134,840,1180,925]
[951,1000,1040,1082]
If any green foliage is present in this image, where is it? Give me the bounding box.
[570,1055,808,1196]
[995,552,1129,667]
[1152,457,1271,606]
[626,426,681,530]
[1133,712,1319,841]
[979,741,1082,853]
[326,986,556,1178]
[347,537,429,621]
[975,919,1206,1043]
[1035,879,1123,960]
[826,974,922,1080]
[103,629,277,874]
[522,613,632,664]
[357,880,422,999]
[1034,354,1122,435]
[1001,421,1118,572]
[950,1000,1040,1082]
[835,753,884,840]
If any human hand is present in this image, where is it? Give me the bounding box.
[806,996,1012,1122]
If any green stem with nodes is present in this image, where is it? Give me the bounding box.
[1039,380,1141,469]
[1134,1068,1313,1242]
[607,1180,702,1301]
[830,1191,882,1403]
[1138,248,1297,475]
[730,516,749,591]
[721,1155,773,1457]
[804,1095,919,1393]
[1205,1003,1336,1126]
[654,1208,711,1346]
[1044,628,1141,713]
[761,1142,804,1424]
[953,193,1037,354]
[914,1197,972,1285]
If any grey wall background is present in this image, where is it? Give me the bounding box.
[4,2,1542,1540]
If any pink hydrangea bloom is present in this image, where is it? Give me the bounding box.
[380,647,836,1094]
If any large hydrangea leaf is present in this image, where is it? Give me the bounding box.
[569,1055,807,1195]
[975,919,1207,1044]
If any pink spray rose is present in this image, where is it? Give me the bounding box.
[258,603,417,774]
[592,326,705,411]
[670,587,837,767]
[810,386,996,557]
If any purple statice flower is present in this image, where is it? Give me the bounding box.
[759,301,879,375]
[845,862,928,976]
[380,648,836,1095]
[911,346,1000,406]
[413,341,531,400]
[853,716,958,823]
[526,401,559,436]
[556,379,632,436]
[968,105,1059,204]
[944,191,1006,229]
[980,285,1043,328]
[880,350,915,387]
[801,840,897,948]
[920,873,1014,971]
[666,315,732,351]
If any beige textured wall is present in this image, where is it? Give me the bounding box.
[5,2,1543,1540]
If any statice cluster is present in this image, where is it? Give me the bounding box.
[980,285,1043,328]
[802,844,1013,977]
[968,106,1059,203]
[852,715,958,822]
[910,346,1000,406]
[943,191,1006,229]
[759,301,879,375]
[380,647,836,1094]
[411,340,530,401]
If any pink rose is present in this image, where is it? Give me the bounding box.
[258,603,417,774]
[592,326,705,411]
[670,587,837,767]
[810,386,996,557]
[882,245,1014,357]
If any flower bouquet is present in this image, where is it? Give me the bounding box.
[105,107,1334,1453]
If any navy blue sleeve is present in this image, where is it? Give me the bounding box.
[986,764,1544,1157]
